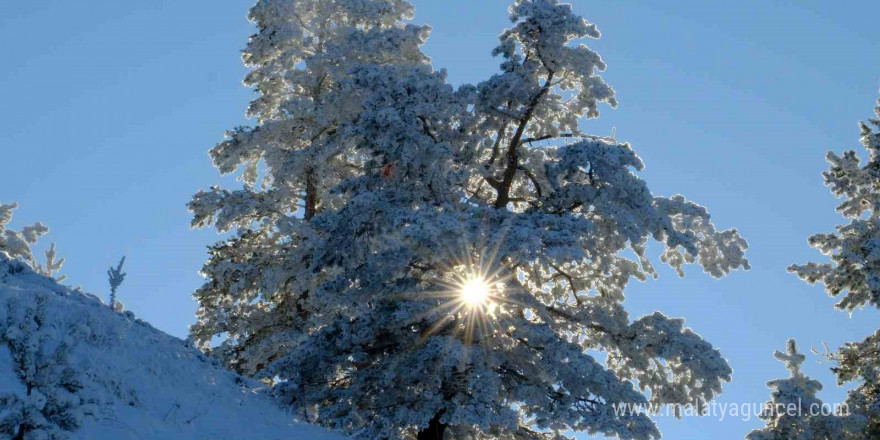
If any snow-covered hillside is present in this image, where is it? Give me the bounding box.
[0,255,343,440]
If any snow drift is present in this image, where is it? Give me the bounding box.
[0,255,342,440]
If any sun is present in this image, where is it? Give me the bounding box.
[460,276,492,307]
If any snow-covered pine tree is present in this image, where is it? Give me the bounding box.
[831,331,880,438]
[188,0,431,374]
[107,257,126,311]
[0,203,65,282]
[787,97,880,439]
[190,1,750,439]
[789,97,880,311]
[746,340,860,440]
[0,203,45,265]
[39,244,65,284]
[0,294,89,440]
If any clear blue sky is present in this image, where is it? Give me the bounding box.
[2,1,879,438]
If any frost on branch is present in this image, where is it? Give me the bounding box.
[0,203,66,282]
[190,1,749,439]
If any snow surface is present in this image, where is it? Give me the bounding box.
[0,255,344,440]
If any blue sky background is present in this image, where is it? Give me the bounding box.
[2,1,879,438]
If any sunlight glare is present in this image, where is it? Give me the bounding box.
[461,276,491,307]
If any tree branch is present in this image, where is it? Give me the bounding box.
[494,71,555,209]
[547,261,577,297]
[418,116,440,143]
[518,165,543,199]
[521,133,576,145]
[487,122,509,166]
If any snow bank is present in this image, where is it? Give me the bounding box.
[0,256,343,440]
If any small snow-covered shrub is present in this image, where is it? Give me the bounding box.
[0,203,65,282]
[111,300,124,313]
[0,294,94,439]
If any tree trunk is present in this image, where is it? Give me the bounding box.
[416,412,447,440]
[14,385,33,440]
[304,167,318,221]
[13,424,27,440]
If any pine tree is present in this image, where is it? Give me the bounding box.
[0,295,88,440]
[746,340,860,440]
[787,97,880,439]
[0,203,65,282]
[190,1,750,439]
[789,97,880,312]
[107,257,126,311]
[188,0,431,374]
[832,331,880,438]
